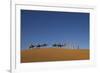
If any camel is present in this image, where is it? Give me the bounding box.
[52,43,66,48]
[36,43,48,48]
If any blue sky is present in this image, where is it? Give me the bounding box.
[21,10,89,50]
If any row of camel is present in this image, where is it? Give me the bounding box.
[29,43,80,49]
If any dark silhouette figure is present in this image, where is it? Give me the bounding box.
[58,43,66,48]
[42,44,47,47]
[29,44,35,49]
[36,43,48,48]
[52,43,66,48]
[52,44,57,47]
[36,44,41,48]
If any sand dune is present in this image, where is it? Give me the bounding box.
[21,48,89,63]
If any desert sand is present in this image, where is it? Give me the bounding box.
[21,48,89,63]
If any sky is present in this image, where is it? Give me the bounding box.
[21,10,89,50]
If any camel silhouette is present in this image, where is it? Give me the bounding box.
[52,43,66,48]
[36,43,48,48]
